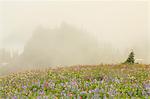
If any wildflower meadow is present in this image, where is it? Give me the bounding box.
[0,64,150,98]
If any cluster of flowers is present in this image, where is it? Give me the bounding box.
[0,64,150,98]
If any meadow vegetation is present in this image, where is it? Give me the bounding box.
[0,64,150,98]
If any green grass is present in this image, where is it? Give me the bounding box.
[0,64,150,98]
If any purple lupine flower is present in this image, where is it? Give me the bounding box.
[89,90,92,93]
[37,96,41,99]
[39,91,45,95]
[108,90,116,96]
[22,85,27,89]
[37,80,41,87]
[99,80,104,84]
[103,94,107,99]
[12,96,17,99]
[85,82,89,86]
[60,83,64,86]
[89,90,95,93]
[94,88,100,93]
[80,91,87,94]
[144,84,150,90]
[41,84,44,89]
[71,81,77,86]
[61,90,66,96]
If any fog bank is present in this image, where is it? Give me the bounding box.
[0,1,149,74]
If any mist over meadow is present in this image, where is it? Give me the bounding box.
[0,1,149,75]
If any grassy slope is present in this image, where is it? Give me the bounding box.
[0,64,150,98]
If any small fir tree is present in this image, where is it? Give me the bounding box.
[124,51,135,64]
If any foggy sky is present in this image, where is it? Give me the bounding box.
[0,1,149,63]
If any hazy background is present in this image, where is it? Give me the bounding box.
[0,0,149,72]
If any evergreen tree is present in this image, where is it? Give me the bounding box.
[124,51,135,64]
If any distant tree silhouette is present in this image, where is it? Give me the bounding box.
[124,51,135,64]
